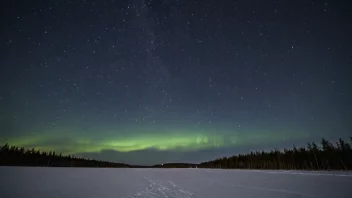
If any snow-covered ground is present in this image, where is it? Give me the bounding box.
[1,167,351,198]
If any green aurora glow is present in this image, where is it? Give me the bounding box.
[1,124,311,156]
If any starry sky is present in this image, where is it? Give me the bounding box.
[0,0,351,165]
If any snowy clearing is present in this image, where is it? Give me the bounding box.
[0,167,351,198]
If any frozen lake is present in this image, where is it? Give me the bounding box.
[1,167,351,198]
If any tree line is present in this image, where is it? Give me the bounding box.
[199,137,352,170]
[153,163,198,168]
[0,143,130,168]
[1,137,352,170]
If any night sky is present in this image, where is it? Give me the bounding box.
[1,0,351,165]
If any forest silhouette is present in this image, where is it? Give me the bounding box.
[1,137,351,170]
[0,144,130,168]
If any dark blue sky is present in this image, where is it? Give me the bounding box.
[1,0,351,165]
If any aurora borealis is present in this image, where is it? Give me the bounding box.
[1,0,351,165]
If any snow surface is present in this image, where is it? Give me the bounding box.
[1,167,351,198]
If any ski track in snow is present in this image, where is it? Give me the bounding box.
[1,167,351,198]
[121,177,194,198]
[121,169,333,198]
